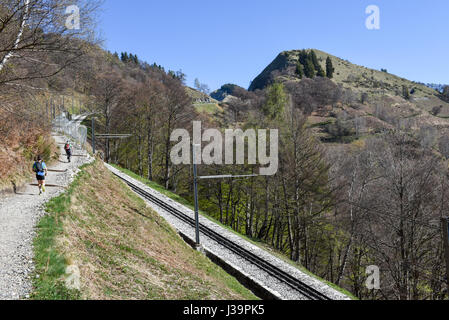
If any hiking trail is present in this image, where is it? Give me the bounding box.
[0,133,92,299]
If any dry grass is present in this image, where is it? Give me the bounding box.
[53,161,256,300]
[0,99,59,192]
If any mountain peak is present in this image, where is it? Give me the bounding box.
[248,49,440,102]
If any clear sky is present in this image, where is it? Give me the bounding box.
[99,0,449,91]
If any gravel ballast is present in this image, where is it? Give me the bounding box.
[105,164,352,300]
[0,134,93,300]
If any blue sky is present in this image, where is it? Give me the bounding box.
[99,0,449,91]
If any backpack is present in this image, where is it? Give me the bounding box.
[35,162,44,173]
[65,143,70,150]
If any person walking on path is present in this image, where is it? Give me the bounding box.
[64,140,72,163]
[32,155,47,195]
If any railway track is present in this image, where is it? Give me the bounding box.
[112,171,332,301]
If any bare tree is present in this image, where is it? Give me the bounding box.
[92,70,123,163]
[0,0,102,86]
[335,132,449,299]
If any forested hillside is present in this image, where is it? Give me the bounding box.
[2,0,449,300]
[0,0,100,192]
[89,50,449,299]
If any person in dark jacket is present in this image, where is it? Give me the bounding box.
[64,141,72,163]
[32,155,47,195]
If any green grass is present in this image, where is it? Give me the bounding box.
[110,165,252,238]
[31,163,92,300]
[110,164,356,299]
[32,161,257,300]
[194,103,221,114]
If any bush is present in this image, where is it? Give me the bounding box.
[324,118,356,142]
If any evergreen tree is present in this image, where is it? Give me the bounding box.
[131,54,139,64]
[310,50,325,77]
[310,50,320,70]
[121,52,129,62]
[326,56,334,78]
[443,86,449,101]
[296,61,304,79]
[316,65,325,77]
[402,85,410,100]
[304,58,316,78]
[168,70,176,78]
[263,82,287,120]
[298,50,308,66]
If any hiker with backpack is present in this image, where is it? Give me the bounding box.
[64,141,72,163]
[32,155,47,195]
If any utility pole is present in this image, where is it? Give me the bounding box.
[442,217,449,297]
[192,144,201,247]
[191,143,259,248]
[91,117,96,155]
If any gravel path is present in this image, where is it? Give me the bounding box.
[106,164,351,300]
[0,133,92,300]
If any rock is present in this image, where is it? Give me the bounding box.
[65,265,80,290]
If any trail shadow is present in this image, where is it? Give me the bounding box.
[15,193,37,196]
[48,169,68,173]
[29,184,62,188]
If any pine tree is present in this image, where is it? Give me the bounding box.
[121,52,129,62]
[310,50,320,70]
[296,62,304,79]
[443,86,449,101]
[402,85,410,100]
[316,65,325,77]
[304,58,316,78]
[310,50,325,77]
[298,50,308,66]
[326,56,334,78]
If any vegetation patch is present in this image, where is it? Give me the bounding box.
[0,131,58,193]
[110,164,354,299]
[32,161,257,300]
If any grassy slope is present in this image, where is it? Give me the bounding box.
[252,49,449,116]
[32,161,257,300]
[277,49,439,97]
[185,87,218,104]
[251,49,449,146]
[111,165,357,299]
[194,103,223,115]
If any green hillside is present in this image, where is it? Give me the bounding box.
[32,161,258,300]
[249,49,449,114]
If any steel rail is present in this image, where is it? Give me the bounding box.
[113,172,332,300]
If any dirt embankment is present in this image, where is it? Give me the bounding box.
[0,128,58,194]
[33,160,256,300]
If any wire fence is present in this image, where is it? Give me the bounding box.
[53,112,87,147]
